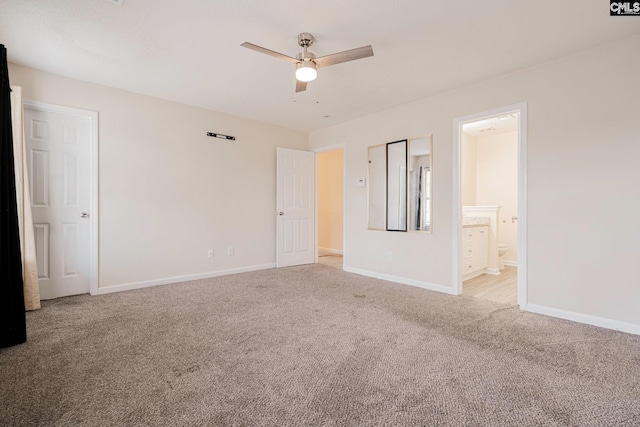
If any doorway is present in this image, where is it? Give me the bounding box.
[315,146,345,270]
[453,103,527,307]
[23,101,99,298]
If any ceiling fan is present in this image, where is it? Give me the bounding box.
[241,33,374,93]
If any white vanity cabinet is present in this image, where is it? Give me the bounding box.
[463,225,488,278]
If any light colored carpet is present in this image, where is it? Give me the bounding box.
[2,262,640,426]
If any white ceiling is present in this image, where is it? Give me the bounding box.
[463,114,518,137]
[2,0,639,132]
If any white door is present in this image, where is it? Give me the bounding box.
[25,105,91,299]
[276,148,315,267]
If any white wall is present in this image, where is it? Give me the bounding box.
[9,63,308,291]
[461,132,477,206]
[317,149,343,252]
[475,131,518,263]
[309,34,640,329]
[367,145,386,230]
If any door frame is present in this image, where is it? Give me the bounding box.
[313,143,346,268]
[23,100,99,296]
[452,102,527,307]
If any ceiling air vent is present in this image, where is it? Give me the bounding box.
[478,127,496,133]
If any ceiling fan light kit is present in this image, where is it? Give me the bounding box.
[295,62,317,82]
[241,32,373,92]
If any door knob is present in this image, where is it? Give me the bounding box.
[278,212,284,216]
[81,212,89,218]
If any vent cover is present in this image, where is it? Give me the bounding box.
[478,127,496,133]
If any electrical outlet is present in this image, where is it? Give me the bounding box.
[207,249,214,258]
[388,251,393,261]
[227,247,234,256]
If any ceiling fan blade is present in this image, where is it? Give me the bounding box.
[315,45,374,68]
[295,79,307,93]
[241,42,299,64]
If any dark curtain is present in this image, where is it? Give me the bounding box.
[0,44,26,348]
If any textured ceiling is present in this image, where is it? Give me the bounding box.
[1,0,639,131]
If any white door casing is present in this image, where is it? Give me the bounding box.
[24,102,98,298]
[453,102,527,307]
[277,148,315,267]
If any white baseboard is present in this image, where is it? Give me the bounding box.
[523,303,640,336]
[318,247,343,256]
[344,266,457,295]
[96,263,276,295]
[463,270,484,282]
[463,267,500,281]
[462,268,492,282]
[503,260,518,267]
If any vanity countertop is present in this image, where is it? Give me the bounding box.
[462,217,490,228]
[463,223,489,228]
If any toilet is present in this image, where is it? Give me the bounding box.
[498,243,508,269]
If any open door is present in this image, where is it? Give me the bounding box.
[276,148,315,267]
[24,102,97,299]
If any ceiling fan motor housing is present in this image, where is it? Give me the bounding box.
[296,51,316,62]
[297,33,315,48]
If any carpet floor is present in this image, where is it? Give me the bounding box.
[2,262,640,426]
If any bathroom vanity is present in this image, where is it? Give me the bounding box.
[462,217,489,280]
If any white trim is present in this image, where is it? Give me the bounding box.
[452,122,462,295]
[524,304,640,336]
[318,247,343,256]
[502,260,518,267]
[341,146,347,269]
[452,102,528,307]
[313,143,346,154]
[516,106,528,307]
[462,270,485,281]
[462,267,502,281]
[313,144,346,271]
[344,266,456,295]
[96,263,276,295]
[23,100,100,296]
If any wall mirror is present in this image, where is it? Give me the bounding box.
[386,140,407,231]
[368,135,433,233]
[408,135,432,232]
[367,139,409,231]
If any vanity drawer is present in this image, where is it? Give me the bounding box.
[462,225,489,275]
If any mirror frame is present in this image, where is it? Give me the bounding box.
[368,137,432,233]
[386,139,408,232]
